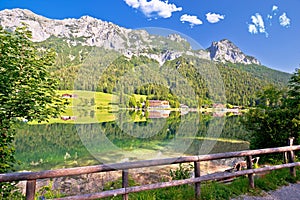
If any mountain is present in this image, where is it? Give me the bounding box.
[0,8,194,65]
[0,8,292,106]
[1,8,257,65]
[207,39,260,65]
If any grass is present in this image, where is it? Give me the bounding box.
[201,167,300,200]
[100,167,300,200]
[30,90,147,124]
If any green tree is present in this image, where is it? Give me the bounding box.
[0,26,65,197]
[287,68,300,108]
[128,95,137,108]
[287,68,300,137]
[242,68,300,162]
[256,85,283,108]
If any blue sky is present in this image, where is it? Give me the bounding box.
[1,0,299,73]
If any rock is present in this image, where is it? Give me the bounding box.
[207,39,260,65]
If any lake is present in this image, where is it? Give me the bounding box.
[14,111,250,171]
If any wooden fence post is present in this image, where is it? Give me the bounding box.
[246,156,254,188]
[194,161,201,200]
[122,170,129,200]
[25,180,36,200]
[287,137,296,177]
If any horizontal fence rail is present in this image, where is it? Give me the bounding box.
[1,144,300,200]
[55,162,300,200]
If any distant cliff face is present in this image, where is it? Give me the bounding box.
[0,8,131,48]
[207,39,260,65]
[0,8,259,65]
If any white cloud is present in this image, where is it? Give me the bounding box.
[124,0,182,18]
[267,14,273,26]
[272,5,278,12]
[206,12,225,23]
[180,14,203,27]
[267,14,272,20]
[248,7,291,37]
[279,12,291,27]
[248,13,268,37]
[124,0,140,8]
[248,24,258,34]
[251,13,265,33]
[267,5,277,22]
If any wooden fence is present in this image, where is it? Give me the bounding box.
[1,142,300,200]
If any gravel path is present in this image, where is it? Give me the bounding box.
[232,183,300,200]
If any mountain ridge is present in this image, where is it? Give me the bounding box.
[0,8,261,66]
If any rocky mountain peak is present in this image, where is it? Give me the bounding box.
[207,39,260,65]
[167,34,187,43]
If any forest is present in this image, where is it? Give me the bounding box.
[34,36,292,107]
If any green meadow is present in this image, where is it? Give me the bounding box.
[30,90,147,124]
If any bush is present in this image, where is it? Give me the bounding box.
[170,163,193,180]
